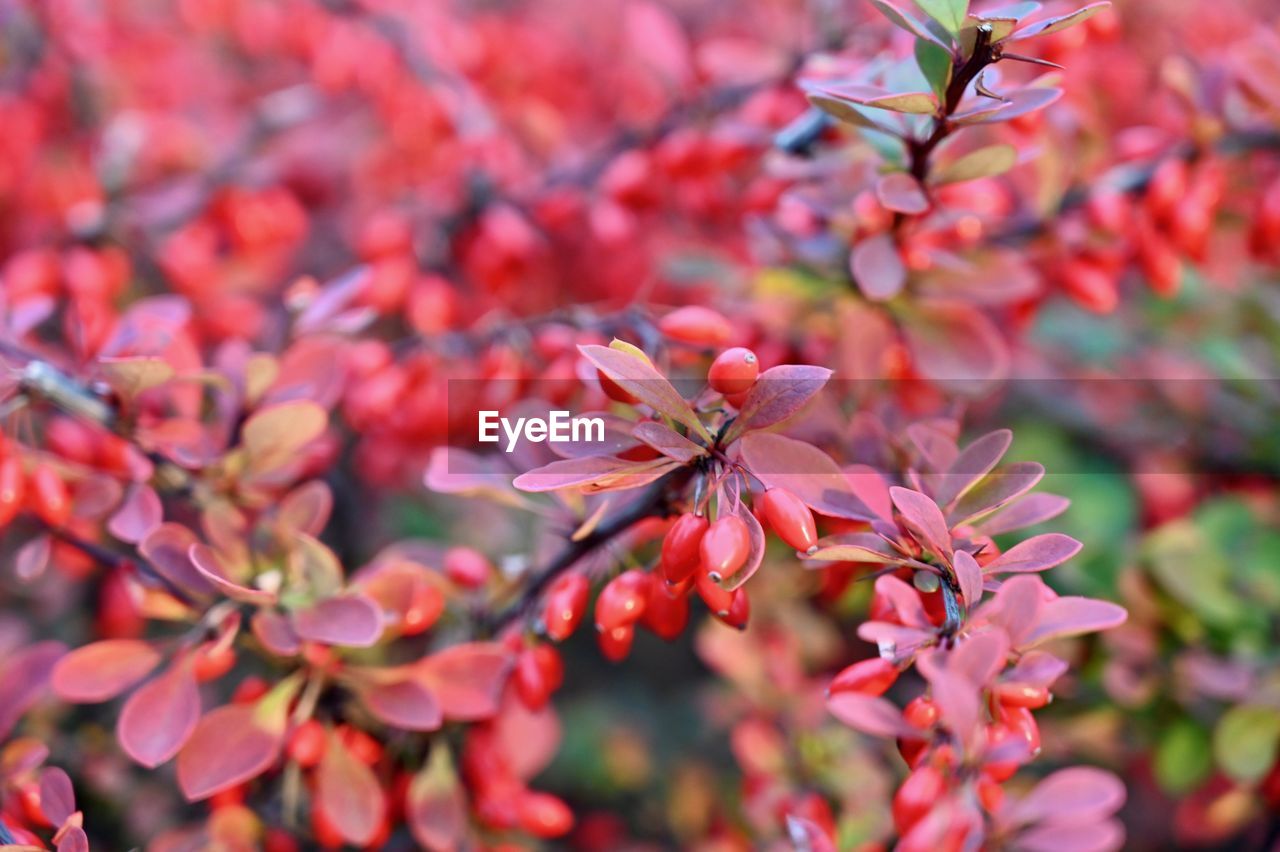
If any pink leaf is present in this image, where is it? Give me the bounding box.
[625,0,692,85]
[807,531,901,564]
[632,421,707,462]
[827,692,916,738]
[1013,821,1125,852]
[291,594,384,648]
[189,544,276,605]
[948,630,1010,687]
[416,643,512,721]
[495,697,562,781]
[721,478,767,591]
[139,524,215,599]
[976,575,1044,646]
[976,492,1070,536]
[250,610,301,657]
[950,462,1046,524]
[851,234,907,301]
[933,430,1012,508]
[14,533,51,582]
[953,87,1063,125]
[0,641,66,739]
[925,666,981,743]
[407,747,467,852]
[51,640,161,703]
[118,658,200,767]
[1008,766,1127,827]
[578,344,710,442]
[1005,651,1069,689]
[1026,597,1128,646]
[727,365,833,439]
[513,456,679,493]
[901,301,1010,394]
[953,549,984,610]
[317,732,386,846]
[985,534,1082,575]
[1012,2,1110,40]
[177,679,298,801]
[276,480,333,537]
[38,767,76,826]
[740,433,877,521]
[358,678,443,732]
[875,575,933,629]
[107,483,163,544]
[890,486,954,562]
[876,173,929,214]
[55,825,89,852]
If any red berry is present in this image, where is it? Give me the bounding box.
[597,370,639,404]
[517,790,574,838]
[977,776,1005,813]
[699,515,750,582]
[642,579,690,640]
[707,347,759,395]
[903,696,939,729]
[714,587,750,630]
[193,642,236,683]
[829,658,898,697]
[232,676,269,704]
[994,682,1050,709]
[542,573,590,641]
[515,646,555,709]
[287,719,327,768]
[30,463,70,527]
[598,623,635,662]
[444,547,492,588]
[658,306,732,347]
[0,456,26,530]
[893,765,945,834]
[660,513,708,584]
[400,583,445,636]
[695,569,734,616]
[595,570,650,631]
[1061,259,1118,314]
[338,725,384,765]
[759,488,818,553]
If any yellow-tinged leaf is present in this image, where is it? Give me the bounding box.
[97,357,175,399]
[608,338,653,365]
[932,143,1018,184]
[241,400,327,474]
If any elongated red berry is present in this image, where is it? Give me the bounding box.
[707,347,759,395]
[759,488,817,553]
[595,570,650,632]
[0,457,25,530]
[893,765,945,834]
[642,579,690,640]
[444,547,492,588]
[699,515,750,582]
[994,682,1050,709]
[658,306,732,347]
[542,573,590,641]
[518,790,574,838]
[30,463,70,527]
[829,657,898,697]
[714,587,750,630]
[287,719,327,768]
[598,623,635,662]
[661,513,708,584]
[903,696,939,730]
[695,569,733,616]
[515,647,551,709]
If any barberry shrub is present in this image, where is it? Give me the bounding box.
[0,0,1278,848]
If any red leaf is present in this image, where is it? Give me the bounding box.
[495,696,562,781]
[578,344,710,442]
[107,483,163,544]
[38,767,75,826]
[416,643,512,721]
[117,658,200,767]
[876,173,930,214]
[901,301,1010,393]
[407,746,467,852]
[291,594,384,648]
[727,365,833,439]
[739,433,877,521]
[51,640,161,703]
[851,234,907,301]
[889,486,954,562]
[358,678,443,732]
[177,678,299,801]
[984,534,1082,574]
[625,0,692,86]
[317,732,386,846]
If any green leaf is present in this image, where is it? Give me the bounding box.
[915,40,953,101]
[1142,521,1242,627]
[932,143,1017,184]
[1213,705,1280,783]
[914,0,969,34]
[1154,720,1212,795]
[806,95,896,133]
[810,83,938,115]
